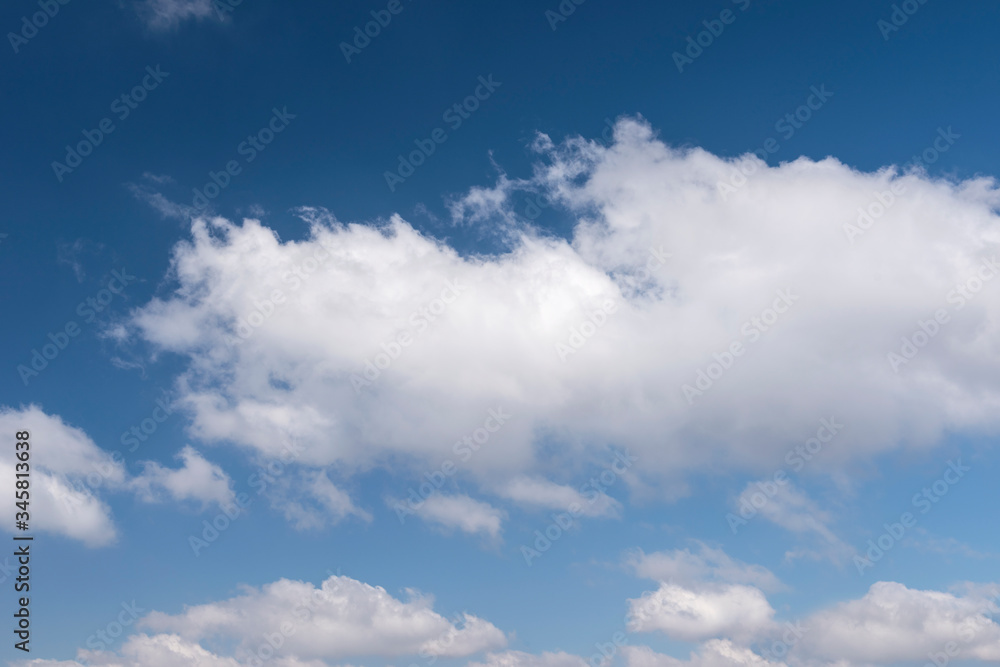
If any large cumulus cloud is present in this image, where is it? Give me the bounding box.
[127,117,1000,509]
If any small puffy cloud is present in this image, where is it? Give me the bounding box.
[624,545,781,645]
[734,482,854,563]
[627,583,776,643]
[626,543,784,592]
[134,0,222,30]
[140,574,507,661]
[469,651,590,667]
[0,405,125,483]
[0,405,123,547]
[797,581,1000,664]
[268,469,371,530]
[407,494,505,539]
[623,641,785,667]
[129,184,196,221]
[498,476,621,518]
[0,406,251,547]
[130,445,235,508]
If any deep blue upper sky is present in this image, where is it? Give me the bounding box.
[4,0,1000,261]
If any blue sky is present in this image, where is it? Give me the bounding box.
[3,1,1000,666]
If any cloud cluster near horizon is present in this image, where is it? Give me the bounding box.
[16,549,1000,667]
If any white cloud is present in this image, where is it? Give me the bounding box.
[623,641,785,667]
[626,543,784,592]
[498,476,621,518]
[269,469,372,530]
[0,405,122,547]
[798,581,1000,664]
[135,0,221,30]
[129,184,196,221]
[14,633,327,666]
[142,172,175,185]
[126,117,1000,516]
[624,545,781,645]
[0,406,252,547]
[21,569,1000,667]
[735,482,854,563]
[409,494,505,539]
[623,578,1000,667]
[139,573,507,661]
[627,582,776,643]
[83,633,241,666]
[130,445,235,508]
[468,650,589,667]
